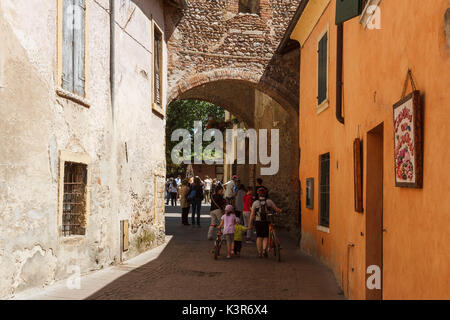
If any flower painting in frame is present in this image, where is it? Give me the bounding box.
[393,90,423,188]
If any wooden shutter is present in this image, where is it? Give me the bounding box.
[335,0,363,25]
[353,138,363,212]
[154,30,162,106]
[73,0,86,96]
[318,32,328,105]
[62,0,74,92]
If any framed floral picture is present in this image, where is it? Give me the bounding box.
[393,91,423,188]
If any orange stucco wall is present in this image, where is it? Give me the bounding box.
[294,0,450,299]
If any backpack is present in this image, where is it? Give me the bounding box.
[187,189,196,202]
[256,200,269,222]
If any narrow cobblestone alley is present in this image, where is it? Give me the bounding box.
[87,204,345,300]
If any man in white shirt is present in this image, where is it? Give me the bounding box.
[223,175,238,205]
[203,175,213,204]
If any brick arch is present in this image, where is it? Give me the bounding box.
[168,68,299,118]
[177,93,255,128]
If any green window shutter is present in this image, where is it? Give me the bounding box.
[318,32,328,105]
[335,0,363,25]
[62,0,74,92]
[154,30,162,106]
[73,0,86,97]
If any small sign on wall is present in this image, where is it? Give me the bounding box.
[121,220,129,252]
[393,91,423,188]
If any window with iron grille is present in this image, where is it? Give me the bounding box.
[239,0,259,14]
[62,162,87,236]
[319,153,330,228]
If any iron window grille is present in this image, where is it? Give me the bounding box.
[319,153,330,228]
[62,162,87,236]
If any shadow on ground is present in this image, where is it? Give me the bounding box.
[86,205,345,300]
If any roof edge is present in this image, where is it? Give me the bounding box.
[165,0,187,10]
[276,0,310,54]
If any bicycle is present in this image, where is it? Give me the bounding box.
[213,227,226,260]
[267,213,281,262]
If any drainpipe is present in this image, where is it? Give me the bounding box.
[109,0,121,263]
[347,243,355,297]
[336,23,345,124]
[110,0,115,122]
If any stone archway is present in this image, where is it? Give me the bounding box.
[163,0,302,232]
[168,68,299,120]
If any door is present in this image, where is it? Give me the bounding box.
[365,123,384,300]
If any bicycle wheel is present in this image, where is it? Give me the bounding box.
[272,232,281,262]
[270,230,277,257]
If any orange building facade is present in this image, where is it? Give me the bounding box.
[291,0,450,299]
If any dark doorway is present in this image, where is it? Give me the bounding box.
[365,123,384,300]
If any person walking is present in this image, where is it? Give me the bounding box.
[211,178,218,196]
[175,175,182,201]
[242,187,253,243]
[207,185,226,240]
[165,178,171,205]
[180,179,191,225]
[169,179,178,206]
[224,175,238,205]
[232,217,249,257]
[203,175,213,204]
[253,178,269,200]
[249,188,282,258]
[217,205,236,259]
[234,184,246,223]
[189,177,204,227]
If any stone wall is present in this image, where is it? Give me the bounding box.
[164,0,302,114]
[113,0,167,261]
[253,90,300,234]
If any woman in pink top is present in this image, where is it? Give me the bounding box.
[217,205,236,259]
[242,189,253,242]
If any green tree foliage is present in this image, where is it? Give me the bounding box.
[166,100,225,177]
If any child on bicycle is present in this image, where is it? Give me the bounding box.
[217,204,236,259]
[232,217,249,257]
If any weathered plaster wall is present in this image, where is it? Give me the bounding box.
[0,0,166,298]
[113,0,166,260]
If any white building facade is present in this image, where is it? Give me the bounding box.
[0,0,172,298]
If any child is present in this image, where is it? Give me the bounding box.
[217,204,236,259]
[242,188,253,243]
[232,217,249,257]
